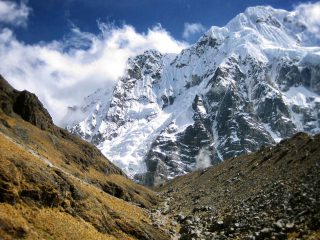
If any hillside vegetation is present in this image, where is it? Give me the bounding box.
[0,75,170,240]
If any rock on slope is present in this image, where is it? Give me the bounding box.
[68,6,320,186]
[157,132,320,239]
[0,75,172,240]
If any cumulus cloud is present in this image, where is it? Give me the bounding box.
[0,23,187,126]
[182,22,206,39]
[0,0,31,27]
[294,1,320,38]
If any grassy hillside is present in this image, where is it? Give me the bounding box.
[0,75,170,240]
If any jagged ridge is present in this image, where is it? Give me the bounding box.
[68,6,320,186]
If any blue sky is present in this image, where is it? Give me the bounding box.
[0,0,319,125]
[11,0,318,43]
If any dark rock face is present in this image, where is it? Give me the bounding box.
[0,75,16,115]
[276,61,320,95]
[140,95,219,186]
[0,75,54,132]
[13,91,54,131]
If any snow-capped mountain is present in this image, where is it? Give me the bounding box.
[67,6,320,186]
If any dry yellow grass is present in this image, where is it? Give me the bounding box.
[0,112,169,240]
[0,204,117,240]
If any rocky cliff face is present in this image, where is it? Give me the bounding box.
[0,75,54,132]
[68,6,320,186]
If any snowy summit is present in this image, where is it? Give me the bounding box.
[68,6,320,186]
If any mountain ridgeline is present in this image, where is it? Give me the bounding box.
[68,6,320,186]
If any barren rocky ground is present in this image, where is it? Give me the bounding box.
[156,133,320,239]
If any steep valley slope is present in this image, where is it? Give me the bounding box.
[157,132,320,239]
[0,75,173,240]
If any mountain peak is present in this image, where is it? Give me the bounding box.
[244,5,285,17]
[67,5,320,186]
[202,4,318,51]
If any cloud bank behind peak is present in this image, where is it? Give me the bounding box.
[0,23,187,126]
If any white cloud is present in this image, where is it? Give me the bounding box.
[0,24,188,126]
[294,1,320,38]
[182,22,206,39]
[0,0,31,27]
